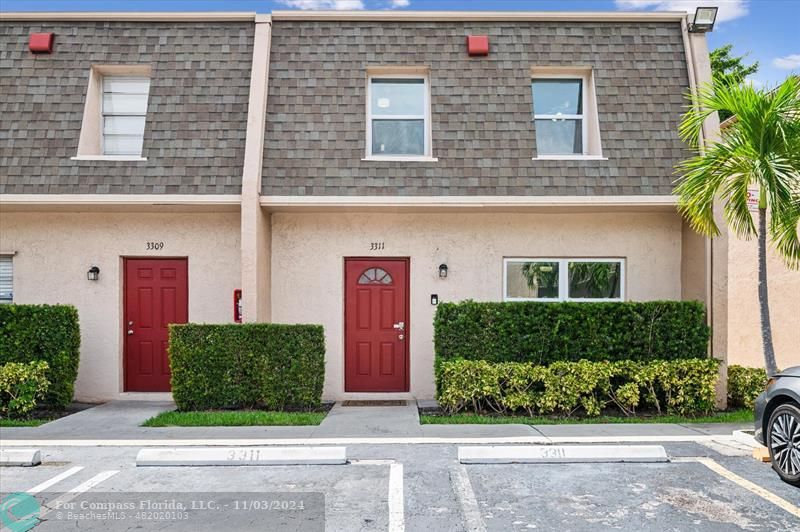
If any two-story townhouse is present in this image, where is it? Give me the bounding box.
[1,10,730,405]
[0,12,258,400]
[248,10,727,402]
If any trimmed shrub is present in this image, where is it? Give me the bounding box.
[436,358,720,417]
[434,300,709,365]
[728,365,768,409]
[0,361,50,418]
[0,304,80,408]
[169,323,325,411]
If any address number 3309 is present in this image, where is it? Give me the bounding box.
[146,242,164,251]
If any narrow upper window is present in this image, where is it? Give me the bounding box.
[504,258,624,302]
[530,68,602,159]
[531,79,584,155]
[0,255,13,304]
[102,76,150,156]
[367,76,430,158]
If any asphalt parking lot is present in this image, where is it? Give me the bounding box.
[1,442,798,531]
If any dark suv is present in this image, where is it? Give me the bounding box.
[754,366,800,487]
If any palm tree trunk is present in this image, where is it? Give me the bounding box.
[758,206,778,376]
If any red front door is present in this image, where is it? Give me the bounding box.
[124,258,188,392]
[344,258,409,392]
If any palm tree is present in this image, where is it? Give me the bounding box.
[676,76,800,376]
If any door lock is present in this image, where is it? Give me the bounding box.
[127,329,134,336]
[393,321,405,331]
[398,334,404,340]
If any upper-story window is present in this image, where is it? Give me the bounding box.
[532,78,584,155]
[75,65,151,161]
[531,68,603,159]
[102,77,150,156]
[366,75,431,159]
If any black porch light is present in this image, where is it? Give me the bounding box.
[87,266,100,281]
[688,6,718,33]
[438,264,448,279]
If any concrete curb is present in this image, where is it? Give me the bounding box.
[136,446,346,466]
[458,444,669,464]
[0,448,41,466]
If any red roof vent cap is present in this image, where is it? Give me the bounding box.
[466,35,489,56]
[29,32,54,54]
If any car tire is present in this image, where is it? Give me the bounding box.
[766,402,800,487]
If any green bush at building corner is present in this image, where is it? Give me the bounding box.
[727,365,769,409]
[0,360,50,418]
[0,304,80,408]
[169,323,325,411]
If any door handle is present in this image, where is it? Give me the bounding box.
[127,329,134,336]
[393,321,405,331]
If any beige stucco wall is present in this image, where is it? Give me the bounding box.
[728,234,800,370]
[0,211,241,402]
[270,210,684,400]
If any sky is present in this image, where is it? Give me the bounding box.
[2,0,797,86]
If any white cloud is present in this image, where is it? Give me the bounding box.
[615,0,749,23]
[772,54,800,70]
[745,76,765,88]
[279,0,365,10]
[390,0,410,7]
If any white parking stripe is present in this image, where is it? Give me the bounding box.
[27,466,84,494]
[450,464,486,532]
[388,462,404,532]
[675,457,800,518]
[38,470,120,518]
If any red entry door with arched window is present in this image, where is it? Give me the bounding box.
[344,258,409,392]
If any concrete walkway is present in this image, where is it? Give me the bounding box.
[0,400,751,442]
[313,402,422,437]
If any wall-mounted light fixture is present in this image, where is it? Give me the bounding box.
[87,266,100,281]
[688,6,718,33]
[438,263,448,279]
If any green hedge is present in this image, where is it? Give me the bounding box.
[437,358,720,416]
[434,300,709,366]
[728,365,768,409]
[0,304,80,408]
[169,323,325,411]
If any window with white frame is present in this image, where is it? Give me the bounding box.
[102,76,150,156]
[504,258,624,302]
[0,255,13,304]
[367,76,430,157]
[531,78,586,156]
